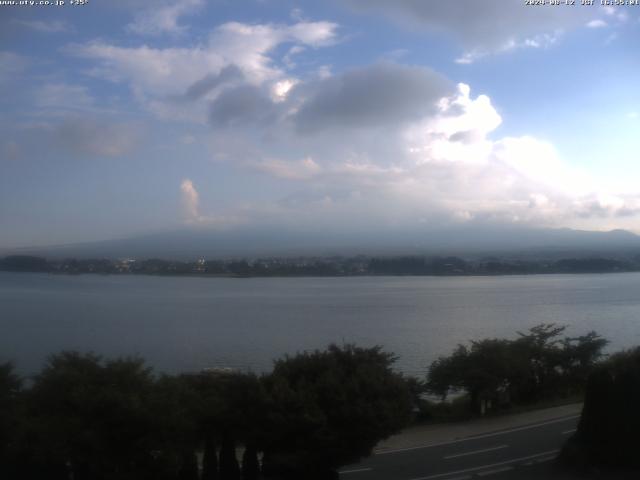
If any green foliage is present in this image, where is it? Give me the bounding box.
[427,324,608,413]
[261,344,412,477]
[19,352,158,479]
[2,344,413,479]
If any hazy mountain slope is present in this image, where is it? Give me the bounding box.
[4,225,640,260]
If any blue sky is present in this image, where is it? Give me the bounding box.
[1,0,639,248]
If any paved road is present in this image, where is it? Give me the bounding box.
[339,414,579,480]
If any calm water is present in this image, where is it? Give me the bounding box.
[1,271,640,377]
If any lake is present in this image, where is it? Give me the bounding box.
[1,271,639,377]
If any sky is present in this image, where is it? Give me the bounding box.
[0,0,639,249]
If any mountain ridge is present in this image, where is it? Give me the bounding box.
[4,225,640,260]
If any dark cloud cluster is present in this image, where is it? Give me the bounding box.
[345,0,595,61]
[209,84,278,128]
[294,63,452,133]
[184,65,243,101]
[204,62,452,135]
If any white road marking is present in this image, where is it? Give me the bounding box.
[339,467,373,474]
[407,449,559,480]
[376,415,579,455]
[477,466,513,476]
[562,429,577,435]
[444,445,508,460]
[534,455,557,464]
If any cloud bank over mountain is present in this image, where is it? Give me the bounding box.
[1,1,638,249]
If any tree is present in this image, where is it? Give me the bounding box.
[241,443,260,480]
[559,331,608,391]
[261,344,412,478]
[0,362,22,477]
[23,352,158,479]
[427,340,514,413]
[426,348,464,401]
[561,347,640,469]
[183,370,266,480]
[178,450,199,480]
[512,323,567,401]
[202,433,219,480]
[426,324,609,414]
[219,433,241,480]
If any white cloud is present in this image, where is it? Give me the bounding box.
[403,83,500,165]
[201,76,640,233]
[271,78,298,102]
[603,6,628,22]
[180,178,200,222]
[63,14,640,233]
[180,178,244,227]
[256,157,321,180]
[586,19,608,28]
[455,33,559,64]
[493,136,591,196]
[208,21,337,82]
[69,20,338,121]
[73,42,224,97]
[127,0,204,36]
[14,19,72,33]
[285,21,339,47]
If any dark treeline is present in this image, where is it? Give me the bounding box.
[1,325,633,477]
[0,345,412,480]
[424,324,608,416]
[2,254,639,277]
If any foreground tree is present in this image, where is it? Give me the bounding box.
[201,433,219,480]
[0,363,22,477]
[261,344,412,479]
[241,443,260,480]
[427,324,608,414]
[427,339,514,414]
[20,352,158,480]
[561,347,640,470]
[183,369,266,480]
[3,345,415,479]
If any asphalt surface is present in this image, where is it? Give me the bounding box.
[339,414,580,480]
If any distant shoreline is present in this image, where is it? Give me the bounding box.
[2,253,640,279]
[3,269,640,280]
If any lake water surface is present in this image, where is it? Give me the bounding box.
[1,272,640,376]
